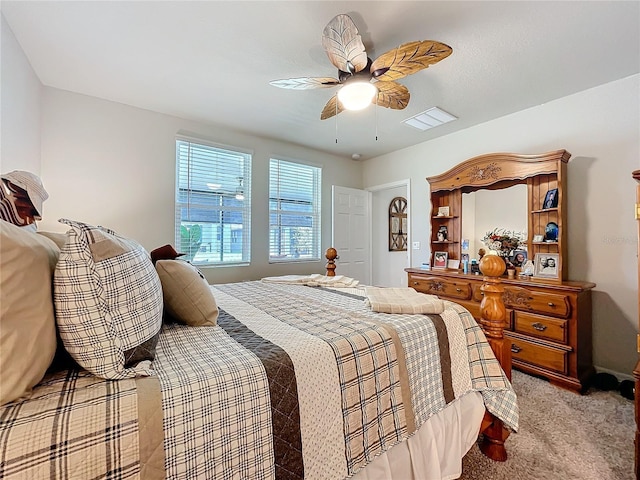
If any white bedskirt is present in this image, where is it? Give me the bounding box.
[353,391,484,480]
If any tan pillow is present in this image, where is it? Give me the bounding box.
[0,220,58,405]
[37,231,67,249]
[155,260,218,326]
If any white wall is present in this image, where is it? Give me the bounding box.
[0,14,42,174]
[38,88,363,284]
[363,75,640,376]
[371,184,409,287]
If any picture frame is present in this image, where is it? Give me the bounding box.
[437,225,448,242]
[533,234,544,243]
[461,253,470,263]
[510,250,527,267]
[437,206,450,217]
[542,188,558,209]
[447,259,460,270]
[433,251,448,269]
[533,253,560,279]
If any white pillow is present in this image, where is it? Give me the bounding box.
[53,219,163,379]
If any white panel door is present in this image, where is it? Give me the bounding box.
[331,185,371,285]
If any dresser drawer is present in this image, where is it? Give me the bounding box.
[454,299,482,320]
[508,335,568,374]
[457,300,514,330]
[502,286,571,318]
[408,275,472,301]
[514,311,567,344]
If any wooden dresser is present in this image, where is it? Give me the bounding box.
[406,267,595,393]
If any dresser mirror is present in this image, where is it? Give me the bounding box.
[461,184,527,260]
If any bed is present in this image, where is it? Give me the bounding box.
[0,219,518,480]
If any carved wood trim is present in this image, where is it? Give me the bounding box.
[427,150,571,192]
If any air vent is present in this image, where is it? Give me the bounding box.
[403,107,457,131]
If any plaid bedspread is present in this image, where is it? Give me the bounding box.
[0,281,518,480]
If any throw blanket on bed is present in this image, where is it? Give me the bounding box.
[0,281,518,480]
[261,274,360,288]
[364,286,445,314]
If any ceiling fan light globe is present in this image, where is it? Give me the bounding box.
[337,82,377,111]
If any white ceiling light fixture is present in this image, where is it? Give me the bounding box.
[403,107,457,131]
[337,81,378,111]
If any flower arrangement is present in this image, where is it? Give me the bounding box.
[481,228,526,257]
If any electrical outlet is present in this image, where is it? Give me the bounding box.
[412,241,420,250]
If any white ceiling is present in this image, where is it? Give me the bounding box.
[2,1,639,161]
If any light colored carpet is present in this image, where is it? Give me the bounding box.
[460,370,635,480]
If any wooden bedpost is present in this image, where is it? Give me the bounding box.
[478,254,511,462]
[325,247,338,276]
[478,255,511,380]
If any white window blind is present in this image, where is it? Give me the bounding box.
[269,158,321,262]
[175,139,251,265]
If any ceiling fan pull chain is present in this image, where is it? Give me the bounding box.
[335,102,339,144]
[375,102,378,141]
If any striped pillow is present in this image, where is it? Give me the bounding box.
[53,219,163,379]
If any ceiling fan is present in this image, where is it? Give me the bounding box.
[270,14,453,120]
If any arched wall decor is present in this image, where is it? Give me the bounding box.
[389,196,408,251]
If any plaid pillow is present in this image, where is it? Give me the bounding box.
[53,219,163,379]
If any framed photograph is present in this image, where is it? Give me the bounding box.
[447,259,460,270]
[533,253,559,279]
[437,206,450,216]
[433,251,448,269]
[543,188,558,209]
[510,250,527,267]
[461,253,470,263]
[437,225,448,241]
[533,234,544,243]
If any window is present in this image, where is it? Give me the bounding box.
[175,139,251,265]
[269,158,321,262]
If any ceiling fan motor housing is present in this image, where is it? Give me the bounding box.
[338,58,374,83]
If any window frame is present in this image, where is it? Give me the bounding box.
[175,137,252,267]
[268,157,322,264]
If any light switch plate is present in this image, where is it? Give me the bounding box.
[412,241,420,250]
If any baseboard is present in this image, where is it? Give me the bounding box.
[595,366,634,382]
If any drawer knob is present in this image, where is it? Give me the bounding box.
[511,344,522,354]
[547,302,555,307]
[456,288,462,292]
[412,281,419,285]
[532,322,547,331]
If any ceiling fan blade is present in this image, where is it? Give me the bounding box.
[270,77,340,90]
[322,14,368,74]
[320,95,345,120]
[373,81,410,110]
[371,40,453,82]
